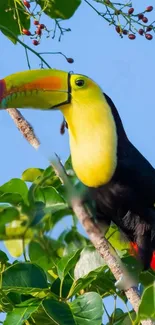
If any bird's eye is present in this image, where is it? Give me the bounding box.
[75,79,85,87]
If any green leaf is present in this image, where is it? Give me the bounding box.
[29,241,57,271]
[4,298,41,325]
[57,249,81,279]
[70,292,103,325]
[22,168,44,182]
[0,179,28,203]
[137,283,155,321]
[49,208,72,229]
[0,207,19,227]
[140,271,155,287]
[0,250,9,263]
[106,309,136,325]
[33,186,67,213]
[43,299,76,325]
[74,246,105,280]
[106,224,129,251]
[68,265,114,298]
[29,307,56,325]
[0,0,30,43]
[37,0,81,20]
[51,274,73,298]
[2,262,48,294]
[0,193,23,205]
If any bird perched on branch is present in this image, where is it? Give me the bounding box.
[0,69,155,270]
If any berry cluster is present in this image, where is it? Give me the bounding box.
[114,5,154,40]
[22,0,74,64]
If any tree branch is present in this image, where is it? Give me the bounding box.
[6,107,153,325]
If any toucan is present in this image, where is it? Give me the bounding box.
[0,69,155,270]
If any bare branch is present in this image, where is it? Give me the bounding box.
[7,108,40,150]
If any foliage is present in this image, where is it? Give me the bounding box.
[0,0,154,70]
[0,160,154,324]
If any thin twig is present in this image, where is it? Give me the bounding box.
[6,108,153,325]
[0,25,51,69]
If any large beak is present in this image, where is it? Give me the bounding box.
[0,69,70,109]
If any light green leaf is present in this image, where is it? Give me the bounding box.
[74,246,105,280]
[0,179,28,203]
[37,0,81,20]
[70,292,103,325]
[22,168,44,182]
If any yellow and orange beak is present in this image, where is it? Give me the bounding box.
[0,69,71,110]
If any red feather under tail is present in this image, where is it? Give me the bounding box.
[130,242,155,271]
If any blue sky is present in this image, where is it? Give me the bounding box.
[0,0,155,321]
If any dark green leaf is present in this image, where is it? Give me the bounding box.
[70,292,103,325]
[42,298,76,325]
[22,168,44,182]
[57,249,81,279]
[140,271,155,287]
[0,207,19,228]
[0,179,28,203]
[137,283,155,321]
[51,274,73,298]
[0,193,23,205]
[0,0,30,43]
[37,0,81,20]
[4,298,41,325]
[29,307,56,325]
[2,262,48,294]
[0,250,9,263]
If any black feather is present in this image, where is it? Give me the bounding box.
[91,93,155,269]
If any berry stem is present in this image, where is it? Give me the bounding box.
[0,24,51,69]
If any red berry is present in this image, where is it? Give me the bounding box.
[36,28,42,35]
[123,29,128,35]
[38,24,45,29]
[128,33,136,40]
[23,0,30,9]
[128,7,134,14]
[22,28,31,36]
[145,6,153,12]
[115,25,121,33]
[138,13,144,20]
[138,29,144,35]
[142,17,148,23]
[67,58,74,64]
[146,25,153,32]
[33,40,39,46]
[145,33,153,40]
[34,20,39,25]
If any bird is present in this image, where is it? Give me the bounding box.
[0,69,155,270]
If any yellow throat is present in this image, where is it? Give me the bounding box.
[61,75,117,188]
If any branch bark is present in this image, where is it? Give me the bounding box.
[7,107,154,325]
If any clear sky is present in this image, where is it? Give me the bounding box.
[0,0,155,321]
